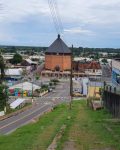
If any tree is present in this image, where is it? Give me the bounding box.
[0,54,5,83]
[94,53,100,60]
[102,58,108,64]
[11,53,23,64]
[0,85,7,111]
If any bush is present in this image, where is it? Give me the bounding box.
[10,53,22,64]
[51,79,59,83]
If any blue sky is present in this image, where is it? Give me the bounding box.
[0,0,120,48]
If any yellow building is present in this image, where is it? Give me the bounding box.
[87,82,103,98]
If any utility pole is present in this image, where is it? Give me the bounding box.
[32,79,34,103]
[22,82,23,98]
[70,45,73,110]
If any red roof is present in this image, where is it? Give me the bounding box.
[86,61,101,69]
[74,61,101,72]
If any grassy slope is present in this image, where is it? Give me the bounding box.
[0,101,120,150]
[57,101,120,150]
[0,104,75,150]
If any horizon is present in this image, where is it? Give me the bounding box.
[0,43,120,49]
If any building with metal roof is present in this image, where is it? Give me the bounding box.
[10,98,25,109]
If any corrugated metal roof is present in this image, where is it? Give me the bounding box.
[46,34,71,54]
[10,98,25,109]
[9,82,40,91]
[25,59,38,65]
[4,68,22,76]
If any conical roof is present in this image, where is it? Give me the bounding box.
[46,34,71,54]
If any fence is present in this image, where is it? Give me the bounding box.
[103,84,120,118]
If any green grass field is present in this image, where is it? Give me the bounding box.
[0,101,120,150]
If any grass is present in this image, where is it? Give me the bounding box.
[57,101,120,150]
[0,103,74,150]
[0,100,120,150]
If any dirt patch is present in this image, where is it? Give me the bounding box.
[63,141,76,150]
[47,125,66,150]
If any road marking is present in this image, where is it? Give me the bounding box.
[0,104,50,130]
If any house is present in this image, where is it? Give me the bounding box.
[21,58,38,66]
[3,68,23,81]
[85,61,102,75]
[73,61,102,76]
[9,82,40,97]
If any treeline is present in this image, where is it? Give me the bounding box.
[0,45,120,56]
[0,46,46,53]
[71,47,120,56]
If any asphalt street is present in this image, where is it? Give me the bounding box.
[101,64,112,83]
[0,81,70,135]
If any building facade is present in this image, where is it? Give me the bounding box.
[45,35,71,72]
[73,61,102,76]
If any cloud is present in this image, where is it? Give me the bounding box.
[0,0,49,23]
[64,27,95,36]
[0,0,120,25]
[0,0,119,27]
[58,0,120,25]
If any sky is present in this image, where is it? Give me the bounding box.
[0,0,120,48]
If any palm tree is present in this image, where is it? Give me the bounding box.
[0,54,5,83]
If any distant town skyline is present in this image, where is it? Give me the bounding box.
[0,0,120,48]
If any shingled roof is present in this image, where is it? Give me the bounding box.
[46,34,71,54]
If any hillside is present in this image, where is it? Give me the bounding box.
[0,101,120,150]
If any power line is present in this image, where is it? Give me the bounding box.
[53,0,63,33]
[48,0,63,34]
[48,0,61,33]
[48,0,59,33]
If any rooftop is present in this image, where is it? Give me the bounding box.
[74,61,101,70]
[87,61,101,70]
[9,82,40,91]
[46,34,71,54]
[10,98,25,109]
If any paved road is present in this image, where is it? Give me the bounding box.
[101,64,112,83]
[0,81,70,135]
